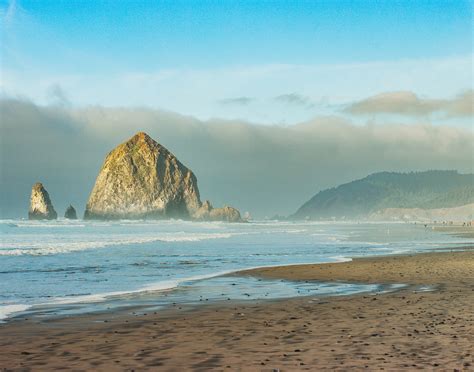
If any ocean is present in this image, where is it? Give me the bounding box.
[0,219,469,321]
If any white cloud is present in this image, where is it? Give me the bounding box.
[2,54,472,124]
[345,90,473,118]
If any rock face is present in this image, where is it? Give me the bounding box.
[210,206,241,222]
[193,200,242,222]
[192,200,213,220]
[64,205,78,219]
[28,183,57,220]
[84,132,204,220]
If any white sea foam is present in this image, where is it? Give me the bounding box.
[328,255,352,262]
[0,257,359,321]
[50,270,241,304]
[0,304,31,321]
[0,232,239,256]
[0,269,243,321]
[2,220,87,228]
[43,258,357,307]
[326,238,385,246]
[283,229,307,234]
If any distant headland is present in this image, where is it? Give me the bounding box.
[291,170,474,222]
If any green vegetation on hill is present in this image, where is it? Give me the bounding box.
[292,171,474,220]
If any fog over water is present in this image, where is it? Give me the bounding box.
[1,98,473,218]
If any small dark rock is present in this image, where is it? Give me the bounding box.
[64,205,77,219]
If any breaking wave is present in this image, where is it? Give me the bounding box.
[0,232,238,256]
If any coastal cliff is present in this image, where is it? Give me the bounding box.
[84,132,241,221]
[28,183,57,220]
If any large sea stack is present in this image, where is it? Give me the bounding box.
[84,132,241,221]
[28,182,57,220]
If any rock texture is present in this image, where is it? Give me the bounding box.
[193,200,242,222]
[210,206,242,222]
[28,183,57,220]
[192,200,213,220]
[64,205,78,219]
[84,132,240,221]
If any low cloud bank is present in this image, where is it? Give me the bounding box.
[345,90,473,118]
[1,98,473,218]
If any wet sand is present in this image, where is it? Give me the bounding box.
[1,250,473,371]
[238,249,474,285]
[431,225,474,239]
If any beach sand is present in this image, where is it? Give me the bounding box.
[1,250,473,371]
[431,225,474,239]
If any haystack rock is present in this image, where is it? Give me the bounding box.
[28,182,57,220]
[64,205,77,219]
[85,132,240,221]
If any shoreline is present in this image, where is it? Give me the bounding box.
[1,249,473,370]
[236,248,474,285]
[4,245,469,324]
[0,258,359,324]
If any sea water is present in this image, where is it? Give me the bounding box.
[0,220,470,321]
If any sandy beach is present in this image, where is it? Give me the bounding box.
[1,249,473,371]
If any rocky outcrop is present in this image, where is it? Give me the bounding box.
[85,132,231,220]
[192,200,213,220]
[193,200,242,222]
[64,205,77,219]
[210,206,242,222]
[28,183,57,220]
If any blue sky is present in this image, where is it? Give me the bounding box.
[1,0,472,124]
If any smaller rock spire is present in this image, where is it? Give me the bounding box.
[28,182,57,220]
